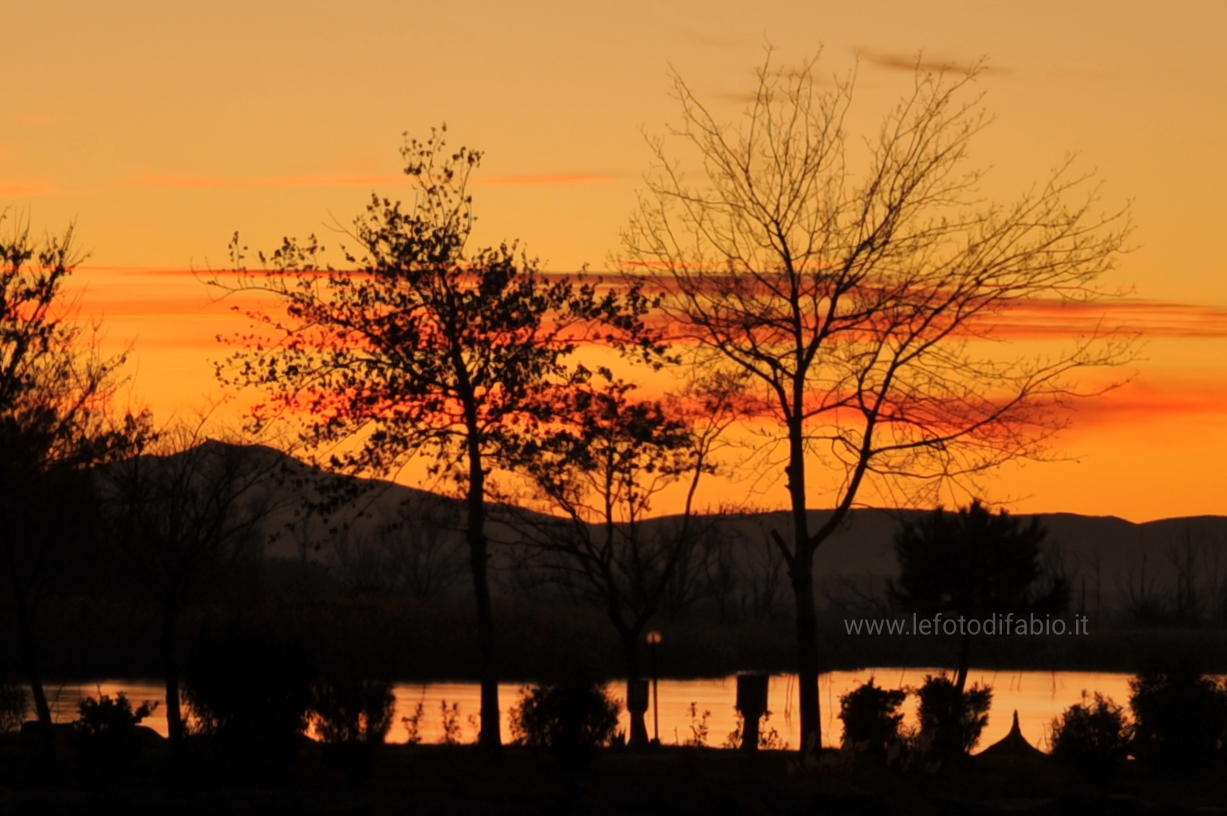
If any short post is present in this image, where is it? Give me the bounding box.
[627,679,650,747]
[735,672,769,752]
[647,630,662,744]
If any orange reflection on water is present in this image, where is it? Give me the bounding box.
[41,669,1135,752]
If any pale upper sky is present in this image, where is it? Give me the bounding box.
[3,0,1225,521]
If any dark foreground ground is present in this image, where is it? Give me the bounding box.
[2,736,1226,816]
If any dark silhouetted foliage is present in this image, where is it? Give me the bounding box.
[1128,660,1227,774]
[72,691,158,777]
[509,681,620,764]
[722,710,787,751]
[309,678,396,745]
[214,128,656,752]
[839,678,908,758]
[1051,691,1131,783]
[915,674,991,758]
[506,374,736,747]
[99,428,282,745]
[0,215,151,738]
[0,682,26,734]
[891,500,1068,694]
[308,677,396,778]
[182,627,313,763]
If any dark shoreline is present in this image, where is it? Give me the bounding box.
[15,592,1227,686]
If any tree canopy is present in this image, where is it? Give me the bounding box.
[213,128,660,751]
[621,50,1130,750]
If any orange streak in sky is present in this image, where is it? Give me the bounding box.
[0,182,57,196]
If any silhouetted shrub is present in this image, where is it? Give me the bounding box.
[309,678,394,777]
[439,700,463,745]
[401,701,425,745]
[310,678,395,745]
[1050,691,1131,782]
[183,627,313,763]
[683,702,710,747]
[0,682,27,734]
[722,710,787,750]
[72,692,158,776]
[839,678,907,758]
[1129,660,1227,774]
[509,681,620,764]
[915,674,991,758]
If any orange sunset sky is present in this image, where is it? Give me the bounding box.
[2,0,1225,522]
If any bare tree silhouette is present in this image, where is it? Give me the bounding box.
[99,421,286,745]
[621,50,1131,749]
[330,501,466,601]
[507,373,739,746]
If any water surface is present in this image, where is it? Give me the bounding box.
[43,668,1133,751]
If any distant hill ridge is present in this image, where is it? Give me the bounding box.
[142,443,1227,612]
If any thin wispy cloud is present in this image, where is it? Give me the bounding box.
[0,181,57,197]
[853,48,1010,77]
[1065,377,1227,428]
[985,298,1227,341]
[124,172,620,190]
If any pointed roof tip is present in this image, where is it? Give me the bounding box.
[979,708,1045,758]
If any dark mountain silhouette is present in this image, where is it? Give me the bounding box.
[115,443,1227,617]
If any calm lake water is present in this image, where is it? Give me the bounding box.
[42,669,1133,752]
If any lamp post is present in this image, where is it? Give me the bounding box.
[646,630,662,744]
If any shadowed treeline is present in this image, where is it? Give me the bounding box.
[2,442,1227,693]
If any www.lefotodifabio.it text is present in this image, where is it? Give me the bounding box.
[843,613,1090,637]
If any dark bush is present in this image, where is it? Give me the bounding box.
[72,691,158,776]
[1129,660,1227,774]
[182,626,313,763]
[0,682,26,734]
[310,678,396,744]
[509,681,620,765]
[839,678,907,758]
[1050,691,1131,782]
[915,674,991,758]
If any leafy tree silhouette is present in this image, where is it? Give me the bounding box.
[507,372,739,746]
[890,500,1068,696]
[0,215,149,744]
[212,128,657,752]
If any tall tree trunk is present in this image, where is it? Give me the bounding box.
[790,559,820,752]
[161,606,184,746]
[465,440,501,753]
[785,418,821,753]
[623,634,648,747]
[14,601,52,741]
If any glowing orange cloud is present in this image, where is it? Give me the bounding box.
[1059,376,1227,431]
